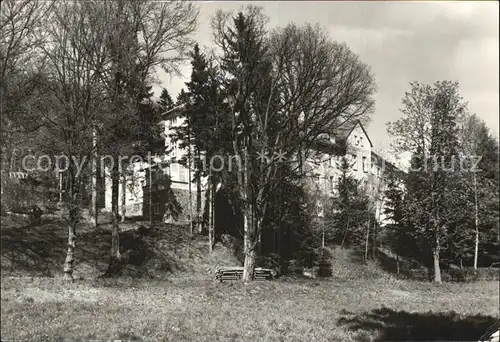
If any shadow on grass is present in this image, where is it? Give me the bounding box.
[0,218,190,278]
[338,307,498,341]
[0,218,66,275]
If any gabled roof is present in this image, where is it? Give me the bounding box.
[161,104,185,120]
[332,120,373,148]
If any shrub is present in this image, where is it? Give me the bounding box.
[220,234,244,265]
[446,267,499,282]
[316,248,333,278]
[317,257,332,277]
[476,267,500,281]
[287,259,304,275]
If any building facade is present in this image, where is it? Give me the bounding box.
[302,120,405,225]
[104,114,403,225]
[104,108,205,222]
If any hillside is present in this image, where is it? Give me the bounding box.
[0,214,240,279]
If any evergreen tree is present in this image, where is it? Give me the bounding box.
[325,156,372,248]
[158,88,175,113]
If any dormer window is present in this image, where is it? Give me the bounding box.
[360,136,363,147]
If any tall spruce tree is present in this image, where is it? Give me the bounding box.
[383,170,407,272]
[158,88,175,113]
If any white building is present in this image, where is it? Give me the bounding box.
[104,106,205,222]
[104,113,403,225]
[303,120,405,225]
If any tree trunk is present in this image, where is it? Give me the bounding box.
[63,217,77,282]
[211,177,215,249]
[473,172,479,270]
[196,159,202,233]
[208,174,213,253]
[149,165,152,225]
[341,217,350,247]
[433,233,442,283]
[120,172,126,223]
[188,154,193,236]
[242,206,255,282]
[322,223,325,251]
[109,167,121,274]
[90,126,98,227]
[58,171,63,207]
[63,170,77,282]
[396,252,400,276]
[364,220,370,263]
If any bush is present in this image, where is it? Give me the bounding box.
[287,259,304,275]
[316,248,333,278]
[256,253,281,275]
[317,257,332,277]
[446,267,499,282]
[220,234,244,265]
[476,267,500,281]
[408,267,431,281]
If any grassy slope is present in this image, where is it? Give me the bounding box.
[1,215,499,341]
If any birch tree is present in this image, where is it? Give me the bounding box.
[389,81,469,283]
[83,0,198,274]
[39,1,109,281]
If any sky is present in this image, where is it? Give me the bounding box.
[154,1,499,154]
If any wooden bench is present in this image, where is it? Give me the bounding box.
[215,267,275,281]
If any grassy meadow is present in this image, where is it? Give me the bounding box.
[1,214,498,341]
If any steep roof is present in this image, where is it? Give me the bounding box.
[331,120,373,148]
[160,104,185,120]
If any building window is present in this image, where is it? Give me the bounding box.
[170,163,178,181]
[360,136,363,147]
[354,135,358,146]
[362,156,367,172]
[179,165,186,182]
[352,154,357,170]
